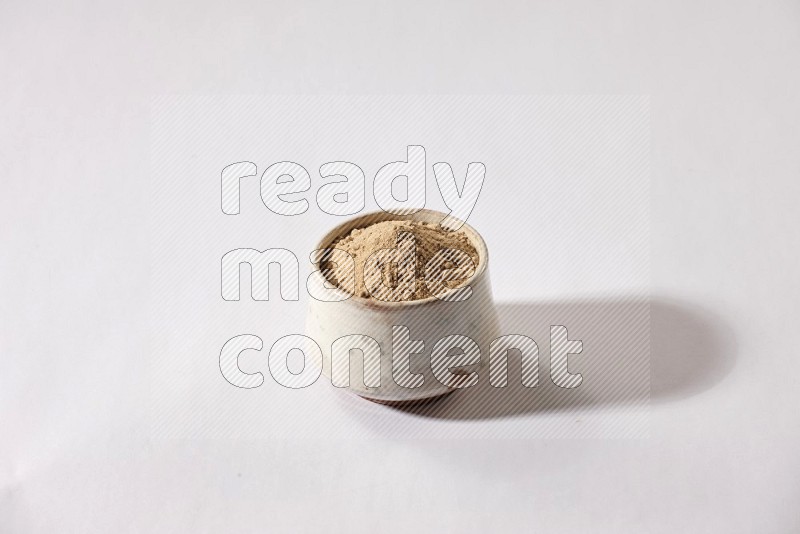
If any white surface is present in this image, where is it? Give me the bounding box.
[149,94,651,440]
[2,1,799,532]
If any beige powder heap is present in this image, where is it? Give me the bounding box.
[325,220,479,301]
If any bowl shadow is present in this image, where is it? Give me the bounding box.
[382,296,736,420]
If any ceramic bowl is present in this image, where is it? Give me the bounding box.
[305,209,500,403]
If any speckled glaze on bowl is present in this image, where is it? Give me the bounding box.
[305,209,500,404]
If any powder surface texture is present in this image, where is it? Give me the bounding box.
[326,220,479,301]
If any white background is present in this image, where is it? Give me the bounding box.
[2,1,799,532]
[150,95,651,440]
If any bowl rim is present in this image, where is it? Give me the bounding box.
[311,208,490,309]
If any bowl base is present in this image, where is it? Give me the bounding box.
[358,389,455,406]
